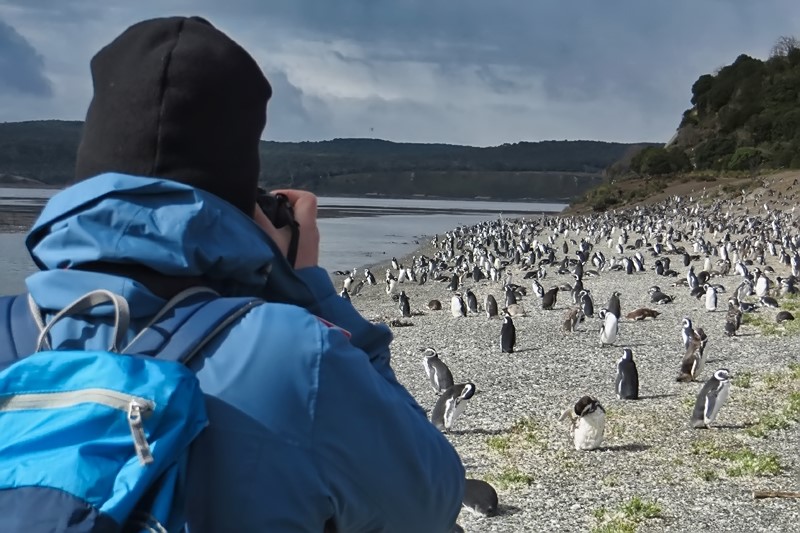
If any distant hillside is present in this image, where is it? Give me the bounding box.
[0,120,651,200]
[580,36,800,212]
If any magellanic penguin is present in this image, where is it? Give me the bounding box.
[451,293,467,317]
[676,330,708,382]
[399,290,411,318]
[465,289,479,314]
[501,314,516,353]
[615,348,639,400]
[690,369,732,428]
[606,291,622,319]
[427,299,442,311]
[462,479,499,517]
[485,294,499,318]
[599,310,619,347]
[625,308,660,321]
[563,307,582,333]
[559,395,606,450]
[422,348,454,395]
[431,383,476,432]
[704,284,718,312]
[542,287,559,310]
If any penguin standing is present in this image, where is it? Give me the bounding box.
[615,348,639,399]
[606,291,622,319]
[542,287,559,310]
[399,290,411,318]
[484,294,499,318]
[422,348,454,395]
[463,479,499,517]
[690,369,732,428]
[465,289,479,314]
[364,268,377,285]
[431,383,476,432]
[579,290,594,318]
[559,395,606,450]
[500,314,516,353]
[704,284,717,312]
[339,287,350,302]
[451,293,467,317]
[599,310,619,347]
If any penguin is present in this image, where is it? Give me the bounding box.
[681,318,708,359]
[451,293,467,318]
[427,299,442,311]
[615,348,639,400]
[776,310,795,323]
[422,348,454,395]
[677,330,708,383]
[690,369,732,429]
[447,274,460,292]
[559,395,606,451]
[501,315,516,353]
[531,279,545,298]
[391,256,399,271]
[365,268,377,285]
[563,307,582,333]
[399,290,411,318]
[503,304,526,317]
[504,286,517,307]
[760,296,779,308]
[704,284,717,312]
[462,479,499,517]
[579,289,594,318]
[339,287,350,301]
[625,308,660,321]
[465,289,479,314]
[485,294,499,318]
[542,287,559,310]
[606,291,622,319]
[599,311,619,347]
[431,383,476,432]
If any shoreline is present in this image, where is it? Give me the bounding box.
[335,195,800,531]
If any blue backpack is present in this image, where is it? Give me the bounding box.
[0,288,261,532]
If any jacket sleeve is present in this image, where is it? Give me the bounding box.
[312,322,464,533]
[296,266,395,380]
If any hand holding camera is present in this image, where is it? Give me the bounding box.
[254,189,320,269]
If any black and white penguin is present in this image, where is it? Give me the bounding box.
[776,310,795,323]
[339,287,350,301]
[465,289,479,314]
[485,294,499,318]
[531,279,545,298]
[579,290,594,318]
[422,348,454,395]
[615,348,639,400]
[431,383,477,432]
[448,274,460,292]
[501,315,516,353]
[391,256,400,271]
[704,284,718,312]
[364,268,377,285]
[450,293,467,318]
[399,290,411,318]
[606,291,622,319]
[559,395,606,450]
[462,479,499,517]
[690,369,732,429]
[504,286,517,307]
[542,287,559,310]
[599,310,619,347]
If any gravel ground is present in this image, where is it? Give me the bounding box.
[335,194,800,532]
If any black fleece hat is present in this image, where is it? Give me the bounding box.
[75,16,271,215]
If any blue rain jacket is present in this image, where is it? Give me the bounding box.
[21,173,465,532]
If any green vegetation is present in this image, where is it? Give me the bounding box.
[591,497,663,533]
[734,371,752,389]
[485,467,534,489]
[0,120,647,200]
[691,440,782,477]
[485,417,545,456]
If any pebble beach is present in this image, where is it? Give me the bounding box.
[336,179,800,532]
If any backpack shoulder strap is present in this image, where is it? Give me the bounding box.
[0,294,41,367]
[123,288,263,365]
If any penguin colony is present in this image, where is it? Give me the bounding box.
[333,181,800,531]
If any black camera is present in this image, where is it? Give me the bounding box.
[256,188,295,229]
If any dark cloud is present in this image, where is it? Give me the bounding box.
[1,1,799,144]
[0,19,52,97]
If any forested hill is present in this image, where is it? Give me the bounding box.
[0,120,652,200]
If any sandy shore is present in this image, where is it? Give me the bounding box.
[336,200,800,531]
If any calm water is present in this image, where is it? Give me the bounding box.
[0,188,565,294]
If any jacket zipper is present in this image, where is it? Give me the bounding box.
[0,388,155,465]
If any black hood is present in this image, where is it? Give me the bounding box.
[75,16,271,216]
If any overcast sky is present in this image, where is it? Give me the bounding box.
[1,1,798,146]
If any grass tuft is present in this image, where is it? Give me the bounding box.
[485,467,534,489]
[691,440,782,477]
[734,371,752,389]
[591,497,662,533]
